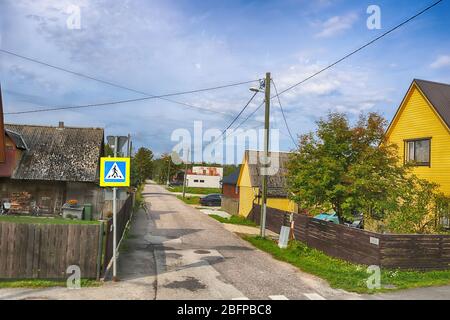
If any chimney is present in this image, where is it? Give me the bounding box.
[58,121,64,129]
[0,84,6,163]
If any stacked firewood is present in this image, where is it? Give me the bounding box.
[10,192,32,213]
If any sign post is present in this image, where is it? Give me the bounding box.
[100,151,130,282]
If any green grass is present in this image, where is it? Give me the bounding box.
[243,236,450,294]
[134,183,145,212]
[0,215,100,225]
[0,279,102,289]
[209,214,257,227]
[168,186,221,195]
[176,195,201,205]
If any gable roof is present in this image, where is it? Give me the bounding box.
[414,79,450,129]
[243,150,292,197]
[222,166,241,185]
[387,79,450,136]
[5,124,104,182]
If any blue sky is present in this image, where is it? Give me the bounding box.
[1,0,450,163]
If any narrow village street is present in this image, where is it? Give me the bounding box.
[2,181,450,300]
[0,182,357,300]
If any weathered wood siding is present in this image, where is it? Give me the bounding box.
[0,222,101,279]
[250,205,450,270]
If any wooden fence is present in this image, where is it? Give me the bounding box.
[250,205,450,270]
[0,222,101,279]
[0,195,134,280]
[103,196,133,274]
[221,197,239,216]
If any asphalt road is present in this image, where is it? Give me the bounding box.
[140,182,359,300]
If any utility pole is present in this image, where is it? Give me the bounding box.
[0,84,6,163]
[260,72,271,238]
[182,148,190,199]
[166,157,171,186]
[126,133,131,157]
[112,136,118,282]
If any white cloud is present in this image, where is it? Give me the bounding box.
[430,55,450,69]
[315,13,358,38]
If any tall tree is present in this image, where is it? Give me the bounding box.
[132,147,154,186]
[287,112,407,223]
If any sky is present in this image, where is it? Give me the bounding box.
[1,0,450,164]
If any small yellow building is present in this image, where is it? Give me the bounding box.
[236,150,297,217]
[386,79,450,195]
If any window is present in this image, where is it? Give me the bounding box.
[405,138,430,166]
[200,180,205,183]
[194,179,199,183]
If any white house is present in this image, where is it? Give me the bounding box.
[186,166,223,189]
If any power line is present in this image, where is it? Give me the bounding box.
[206,92,260,148]
[2,83,261,115]
[276,0,444,97]
[271,79,297,147]
[0,48,259,115]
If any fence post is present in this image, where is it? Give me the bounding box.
[96,221,105,280]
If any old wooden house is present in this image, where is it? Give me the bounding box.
[0,121,105,218]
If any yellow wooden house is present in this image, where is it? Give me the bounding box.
[386,79,450,195]
[236,150,297,217]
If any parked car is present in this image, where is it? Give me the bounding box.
[169,181,184,187]
[313,212,340,224]
[200,194,222,207]
[344,214,364,229]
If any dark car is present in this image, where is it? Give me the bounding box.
[200,194,222,207]
[169,181,184,187]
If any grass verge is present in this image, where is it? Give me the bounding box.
[0,279,102,289]
[209,214,257,227]
[168,186,221,195]
[133,183,145,212]
[0,216,99,225]
[176,195,201,205]
[243,236,450,294]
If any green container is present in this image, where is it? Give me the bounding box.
[84,203,93,221]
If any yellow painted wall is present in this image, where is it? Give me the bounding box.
[237,157,255,217]
[237,155,297,217]
[387,85,450,195]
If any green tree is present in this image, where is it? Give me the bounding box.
[132,147,154,186]
[386,177,446,234]
[287,112,408,223]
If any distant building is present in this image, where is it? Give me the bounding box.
[221,166,240,215]
[0,122,106,218]
[186,166,223,188]
[237,150,298,217]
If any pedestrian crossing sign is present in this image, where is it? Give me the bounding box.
[100,157,130,187]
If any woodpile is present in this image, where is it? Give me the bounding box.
[10,191,32,213]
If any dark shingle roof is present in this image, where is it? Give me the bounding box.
[245,150,291,197]
[5,124,104,182]
[414,79,450,129]
[222,166,241,185]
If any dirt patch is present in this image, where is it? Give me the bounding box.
[164,276,206,292]
[194,250,211,254]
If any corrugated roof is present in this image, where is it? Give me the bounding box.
[245,150,291,197]
[5,124,104,182]
[414,79,450,129]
